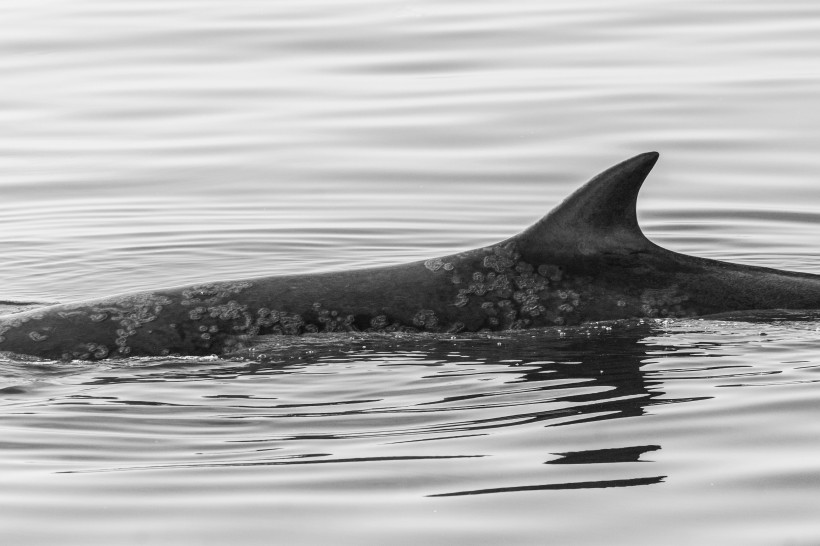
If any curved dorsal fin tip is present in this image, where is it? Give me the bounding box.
[516,152,660,252]
[586,151,659,191]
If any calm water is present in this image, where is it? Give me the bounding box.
[2,1,820,544]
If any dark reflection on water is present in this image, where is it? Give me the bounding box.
[60,454,486,474]
[1,320,701,497]
[65,320,693,438]
[428,476,666,497]
[548,444,661,465]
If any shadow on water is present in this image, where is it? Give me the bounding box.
[0,319,728,496]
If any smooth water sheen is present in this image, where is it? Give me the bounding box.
[2,1,820,544]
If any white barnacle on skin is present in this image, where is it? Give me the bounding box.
[28,331,48,342]
[639,286,688,317]
[515,261,534,275]
[454,290,469,307]
[65,292,174,355]
[424,258,445,272]
[181,281,254,306]
[279,313,305,335]
[313,304,357,333]
[470,283,489,296]
[87,343,109,359]
[255,308,279,328]
[483,254,514,273]
[209,301,247,321]
[370,315,389,329]
[412,309,439,329]
[514,289,546,317]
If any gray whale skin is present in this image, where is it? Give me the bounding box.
[2,152,820,361]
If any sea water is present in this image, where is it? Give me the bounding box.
[2,1,820,544]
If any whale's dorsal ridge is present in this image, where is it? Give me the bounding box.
[517,151,660,256]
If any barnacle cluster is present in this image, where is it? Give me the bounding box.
[0,314,35,343]
[85,293,173,355]
[640,287,690,317]
[429,242,579,329]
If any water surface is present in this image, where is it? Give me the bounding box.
[2,1,820,544]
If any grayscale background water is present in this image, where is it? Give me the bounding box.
[2,1,820,545]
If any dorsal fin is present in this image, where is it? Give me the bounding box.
[516,152,659,257]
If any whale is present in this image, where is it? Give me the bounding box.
[2,151,820,361]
